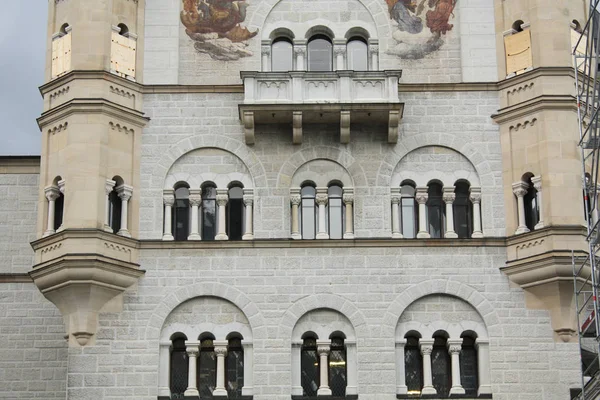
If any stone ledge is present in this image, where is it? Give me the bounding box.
[0,156,40,174]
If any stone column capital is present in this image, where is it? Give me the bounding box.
[290,194,301,206]
[216,192,229,207]
[294,45,306,55]
[44,185,60,201]
[185,341,200,357]
[116,184,133,201]
[105,179,116,195]
[261,46,271,56]
[442,191,456,204]
[163,194,175,206]
[415,187,429,205]
[316,189,328,206]
[334,45,346,55]
[317,344,331,356]
[343,189,354,205]
[447,342,462,355]
[531,175,542,191]
[214,341,228,357]
[189,191,202,207]
[512,181,529,197]
[469,187,482,203]
[57,179,66,194]
[243,194,254,206]
[391,194,401,204]
[420,344,433,356]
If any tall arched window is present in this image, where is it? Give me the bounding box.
[198,337,217,398]
[328,184,344,239]
[54,187,64,231]
[301,335,319,396]
[301,184,317,239]
[454,181,472,239]
[459,334,478,397]
[347,37,368,71]
[227,185,244,241]
[170,336,188,398]
[202,184,217,241]
[401,182,417,238]
[523,176,539,231]
[404,333,423,395]
[226,336,244,399]
[427,183,444,238]
[329,335,347,397]
[431,333,451,398]
[308,35,333,71]
[173,184,190,241]
[272,37,293,71]
[108,176,123,233]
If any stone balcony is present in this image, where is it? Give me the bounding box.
[238,70,404,145]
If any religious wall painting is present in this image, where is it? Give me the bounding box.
[181,0,258,61]
[386,0,457,59]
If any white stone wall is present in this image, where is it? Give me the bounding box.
[140,90,505,239]
[0,283,67,399]
[0,173,38,273]
[143,0,498,85]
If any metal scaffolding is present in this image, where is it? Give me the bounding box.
[574,1,600,398]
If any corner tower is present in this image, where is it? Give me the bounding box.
[31,0,147,346]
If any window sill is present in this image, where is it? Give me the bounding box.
[396,395,491,399]
[292,396,358,400]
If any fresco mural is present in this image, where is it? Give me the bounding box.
[181,0,258,61]
[386,0,457,59]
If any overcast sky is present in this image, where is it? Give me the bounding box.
[0,2,47,155]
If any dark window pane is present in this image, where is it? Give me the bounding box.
[170,338,188,398]
[524,181,539,230]
[308,36,332,71]
[329,337,347,397]
[301,185,316,239]
[173,187,190,241]
[227,186,244,240]
[109,190,122,233]
[454,183,472,239]
[272,38,293,71]
[301,337,319,397]
[404,336,423,394]
[427,184,444,238]
[460,337,478,397]
[54,193,64,231]
[226,338,244,399]
[431,337,451,398]
[202,186,217,241]
[198,339,216,399]
[347,38,368,71]
[328,186,343,239]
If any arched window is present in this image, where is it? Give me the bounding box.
[328,184,344,239]
[170,336,188,398]
[401,182,417,238]
[459,334,478,397]
[431,333,451,398]
[108,189,121,233]
[301,335,319,396]
[308,35,333,72]
[301,184,317,239]
[226,336,244,399]
[202,184,217,241]
[404,333,423,395]
[198,337,217,398]
[272,37,293,71]
[227,185,244,241]
[54,188,65,231]
[347,37,368,71]
[427,183,444,238]
[329,335,347,397]
[173,184,190,241]
[117,23,129,37]
[523,176,539,231]
[454,181,472,239]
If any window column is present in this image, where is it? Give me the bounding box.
[470,187,483,238]
[368,39,379,70]
[315,188,329,239]
[158,340,171,398]
[213,341,228,396]
[291,340,303,396]
[188,189,202,240]
[116,184,133,237]
[334,39,346,70]
[243,189,254,240]
[242,342,254,396]
[43,185,60,237]
[448,340,465,395]
[443,187,458,238]
[346,340,358,396]
[57,179,65,231]
[343,188,355,239]
[290,188,302,239]
[512,181,530,234]
[184,341,200,397]
[317,340,332,396]
[104,179,116,232]
[531,175,544,229]
[215,189,229,240]
[420,341,436,395]
[475,339,492,397]
[395,339,407,395]
[391,189,403,239]
[294,40,307,71]
[416,187,430,239]
[162,190,175,241]
[261,41,271,72]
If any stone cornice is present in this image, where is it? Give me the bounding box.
[0,156,41,174]
[143,84,244,94]
[398,82,498,92]
[0,273,33,283]
[491,94,577,124]
[506,224,587,246]
[496,66,576,90]
[37,98,149,129]
[39,70,143,97]
[30,228,139,252]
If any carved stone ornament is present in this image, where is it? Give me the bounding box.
[391,195,401,205]
[343,193,354,204]
[512,182,529,198]
[415,192,428,205]
[163,194,175,206]
[469,192,482,204]
[294,46,306,55]
[317,345,331,355]
[261,46,271,56]
[214,346,228,357]
[316,193,328,206]
[216,194,229,206]
[44,186,61,202]
[186,348,200,357]
[243,195,254,206]
[443,193,456,204]
[189,194,202,207]
[420,345,433,355]
[290,194,301,206]
[448,345,462,354]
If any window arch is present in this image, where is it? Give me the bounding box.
[308,35,333,72]
[301,334,319,397]
[522,174,539,231]
[170,334,189,398]
[427,182,444,238]
[117,23,129,37]
[453,181,472,239]
[404,332,423,395]
[301,183,317,240]
[108,176,124,233]
[198,336,217,398]
[202,183,217,241]
[431,332,451,398]
[54,181,65,232]
[401,182,417,238]
[227,184,244,241]
[173,183,190,241]
[327,184,344,239]
[272,37,293,72]
[347,37,368,71]
[459,333,478,397]
[226,335,244,399]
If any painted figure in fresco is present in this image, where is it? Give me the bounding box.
[387,0,457,60]
[181,0,258,61]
